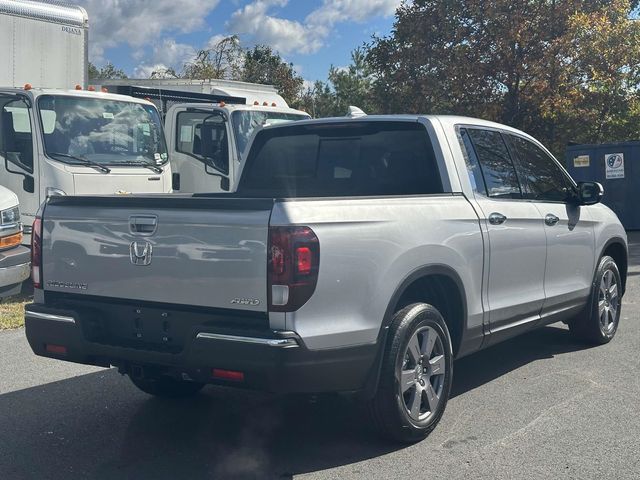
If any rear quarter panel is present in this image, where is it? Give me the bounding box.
[271,195,484,350]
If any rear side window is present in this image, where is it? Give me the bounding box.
[464,128,521,199]
[239,121,443,197]
[457,128,487,196]
[506,134,572,202]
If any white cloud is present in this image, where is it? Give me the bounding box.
[77,0,220,63]
[134,38,196,77]
[310,0,401,26]
[227,0,322,55]
[227,0,401,55]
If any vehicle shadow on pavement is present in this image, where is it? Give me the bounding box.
[451,325,592,398]
[0,324,595,480]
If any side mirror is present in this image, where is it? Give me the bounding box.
[4,155,34,192]
[576,181,604,206]
[203,164,230,191]
[23,175,34,193]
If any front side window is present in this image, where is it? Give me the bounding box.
[1,98,34,171]
[506,134,572,202]
[465,128,521,199]
[176,112,229,174]
[38,95,168,167]
[239,121,443,197]
[232,110,310,156]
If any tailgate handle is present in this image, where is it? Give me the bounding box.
[129,215,158,236]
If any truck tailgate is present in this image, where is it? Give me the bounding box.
[42,196,273,312]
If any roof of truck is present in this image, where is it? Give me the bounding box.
[0,0,88,27]
[260,114,539,144]
[176,102,309,117]
[0,87,159,106]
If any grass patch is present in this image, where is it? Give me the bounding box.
[0,295,30,330]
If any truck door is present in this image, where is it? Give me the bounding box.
[504,133,596,320]
[168,107,232,193]
[458,127,547,344]
[0,95,39,233]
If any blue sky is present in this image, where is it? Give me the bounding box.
[78,0,400,83]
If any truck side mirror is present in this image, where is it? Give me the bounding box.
[23,175,34,193]
[4,155,34,192]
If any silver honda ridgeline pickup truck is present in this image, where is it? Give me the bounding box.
[25,116,627,442]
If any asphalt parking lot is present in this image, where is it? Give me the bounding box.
[1,235,639,480]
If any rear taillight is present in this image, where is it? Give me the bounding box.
[268,226,319,312]
[31,216,42,289]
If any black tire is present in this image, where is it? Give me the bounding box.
[129,374,205,398]
[568,255,622,345]
[368,303,453,443]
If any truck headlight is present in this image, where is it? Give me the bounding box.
[1,206,20,225]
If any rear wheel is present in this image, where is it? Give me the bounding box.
[368,303,453,443]
[129,374,205,398]
[569,255,622,344]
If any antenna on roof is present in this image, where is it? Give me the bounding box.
[346,106,366,118]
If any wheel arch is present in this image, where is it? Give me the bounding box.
[362,264,468,399]
[599,237,628,294]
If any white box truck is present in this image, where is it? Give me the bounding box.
[100,79,310,194]
[0,0,172,242]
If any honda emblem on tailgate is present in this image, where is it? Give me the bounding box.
[130,241,153,266]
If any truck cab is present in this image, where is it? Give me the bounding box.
[0,87,172,241]
[101,80,310,193]
[165,102,309,193]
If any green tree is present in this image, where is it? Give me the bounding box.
[241,45,304,107]
[88,61,128,80]
[149,67,179,79]
[366,0,640,154]
[182,35,243,80]
[298,80,342,117]
[327,47,377,114]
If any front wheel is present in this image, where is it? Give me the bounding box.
[368,303,453,443]
[569,255,622,345]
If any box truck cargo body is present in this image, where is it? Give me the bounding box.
[0,0,88,89]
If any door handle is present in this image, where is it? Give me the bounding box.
[545,214,560,226]
[488,212,507,225]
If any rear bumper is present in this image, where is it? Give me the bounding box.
[0,245,30,297]
[24,303,377,394]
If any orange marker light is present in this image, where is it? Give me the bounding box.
[0,232,23,249]
[219,101,226,107]
[101,87,108,93]
[263,101,268,106]
[24,83,32,91]
[87,86,96,91]
[272,102,277,107]
[75,84,82,90]
[253,101,259,105]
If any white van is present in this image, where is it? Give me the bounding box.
[0,185,29,298]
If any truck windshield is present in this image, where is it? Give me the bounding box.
[38,95,168,167]
[239,121,444,197]
[232,110,309,155]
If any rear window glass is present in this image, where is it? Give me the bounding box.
[238,121,443,197]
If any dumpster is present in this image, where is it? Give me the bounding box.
[565,141,639,230]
